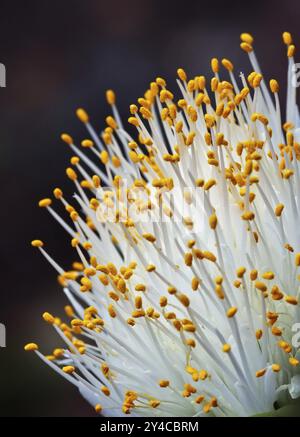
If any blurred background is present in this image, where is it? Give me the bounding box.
[0,0,299,417]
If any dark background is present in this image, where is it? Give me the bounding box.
[0,0,299,417]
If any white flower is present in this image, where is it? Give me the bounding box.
[25,32,300,417]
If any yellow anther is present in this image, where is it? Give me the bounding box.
[275,203,284,217]
[24,343,38,351]
[149,400,160,408]
[186,338,196,348]
[190,181,202,194]
[285,295,298,305]
[244,159,253,176]
[256,368,266,378]
[255,281,267,292]
[64,305,74,317]
[135,284,146,292]
[233,280,241,289]
[236,267,246,278]
[199,370,208,380]
[38,198,52,208]
[211,58,219,73]
[100,150,109,165]
[123,269,133,280]
[222,343,231,353]
[132,309,145,318]
[252,73,263,88]
[289,357,299,366]
[182,323,196,332]
[202,251,216,262]
[241,210,255,221]
[71,238,79,247]
[214,284,224,300]
[42,312,55,324]
[250,269,258,281]
[128,116,139,127]
[177,68,187,81]
[203,179,216,191]
[61,133,73,145]
[209,213,218,230]
[167,285,177,295]
[108,304,116,318]
[70,156,80,166]
[66,167,77,181]
[178,294,190,307]
[262,271,274,280]
[106,89,116,105]
[146,264,156,272]
[241,33,254,44]
[160,89,174,102]
[240,42,253,53]
[31,239,44,248]
[95,404,102,413]
[227,307,238,318]
[159,380,170,388]
[195,395,205,404]
[256,329,263,340]
[211,77,219,92]
[295,253,300,267]
[270,364,280,373]
[156,77,166,87]
[204,114,215,128]
[130,104,138,114]
[216,103,224,117]
[270,79,279,93]
[283,32,293,45]
[271,326,282,336]
[142,233,156,243]
[106,115,117,130]
[53,188,63,199]
[135,296,143,309]
[221,58,234,71]
[81,139,94,148]
[191,277,200,291]
[76,108,89,123]
[101,386,111,396]
[80,277,92,291]
[288,45,295,58]
[63,365,75,374]
[184,252,193,267]
[53,348,64,358]
[159,296,168,307]
[127,318,135,326]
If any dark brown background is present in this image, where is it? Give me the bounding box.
[0,0,299,417]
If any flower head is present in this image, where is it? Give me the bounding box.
[26,32,300,417]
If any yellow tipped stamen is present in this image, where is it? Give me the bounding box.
[76,108,89,123]
[159,380,170,388]
[95,404,103,413]
[256,368,266,378]
[66,167,77,181]
[227,307,238,318]
[222,343,231,353]
[61,133,73,145]
[42,312,55,324]
[31,239,44,248]
[62,366,75,374]
[81,139,94,148]
[24,343,38,351]
[106,89,116,105]
[38,198,52,208]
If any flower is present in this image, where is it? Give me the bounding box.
[25,32,300,417]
